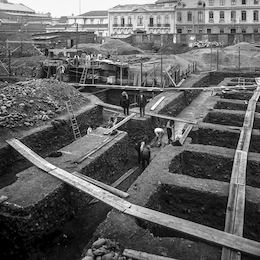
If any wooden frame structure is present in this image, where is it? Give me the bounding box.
[6,138,260,258]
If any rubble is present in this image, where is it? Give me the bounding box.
[0,79,89,128]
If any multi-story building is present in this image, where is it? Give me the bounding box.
[67,11,108,37]
[108,0,178,37]
[175,0,260,34]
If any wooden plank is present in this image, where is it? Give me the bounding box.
[179,125,193,145]
[104,113,136,135]
[124,204,260,257]
[150,96,165,111]
[112,166,139,188]
[78,83,163,92]
[123,249,178,260]
[74,133,121,164]
[70,171,129,198]
[7,139,260,257]
[96,102,197,124]
[165,70,177,87]
[221,85,260,260]
[177,78,185,87]
[89,166,138,204]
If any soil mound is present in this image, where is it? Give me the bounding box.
[0,79,89,129]
[158,43,191,55]
[100,39,145,55]
[224,42,260,52]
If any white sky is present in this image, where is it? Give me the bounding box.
[10,0,155,17]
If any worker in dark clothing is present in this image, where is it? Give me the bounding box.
[120,91,130,116]
[166,120,174,144]
[135,140,142,163]
[137,90,147,117]
[140,141,151,170]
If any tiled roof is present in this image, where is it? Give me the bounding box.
[155,0,178,3]
[80,10,108,17]
[0,2,35,13]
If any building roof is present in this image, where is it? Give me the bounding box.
[0,2,35,13]
[155,0,178,4]
[80,10,108,17]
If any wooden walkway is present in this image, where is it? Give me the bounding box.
[221,83,260,260]
[6,138,260,258]
[96,102,197,124]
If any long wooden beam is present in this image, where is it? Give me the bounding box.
[96,102,197,124]
[104,113,136,135]
[6,138,260,258]
[221,85,260,260]
[150,96,165,111]
[123,249,178,260]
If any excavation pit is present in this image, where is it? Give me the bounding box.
[168,147,260,188]
[189,125,260,153]
[203,110,260,128]
[140,184,260,243]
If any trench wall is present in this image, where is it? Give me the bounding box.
[0,106,103,177]
[143,184,260,243]
[0,132,129,260]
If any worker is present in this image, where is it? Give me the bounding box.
[120,91,130,116]
[107,114,118,129]
[154,127,164,147]
[166,120,175,144]
[137,90,147,117]
[140,141,151,170]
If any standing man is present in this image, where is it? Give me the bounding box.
[120,91,130,116]
[140,141,151,170]
[137,90,147,117]
[166,120,175,144]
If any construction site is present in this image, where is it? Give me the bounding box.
[1,39,260,260]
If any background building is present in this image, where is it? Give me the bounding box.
[108,0,178,37]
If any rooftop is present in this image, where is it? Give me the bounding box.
[0,2,34,13]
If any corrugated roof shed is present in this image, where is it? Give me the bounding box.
[0,2,34,13]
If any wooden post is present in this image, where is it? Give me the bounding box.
[161,53,163,87]
[140,57,142,86]
[120,61,123,86]
[210,45,212,71]
[8,49,11,76]
[217,50,219,70]
[92,63,94,84]
[238,46,241,71]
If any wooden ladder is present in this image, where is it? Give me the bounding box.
[65,100,81,140]
[79,65,88,85]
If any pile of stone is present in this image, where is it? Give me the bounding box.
[82,238,131,260]
[0,79,88,128]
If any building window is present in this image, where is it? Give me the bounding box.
[220,0,225,5]
[199,29,203,33]
[231,10,236,21]
[198,11,203,22]
[207,28,212,33]
[242,28,246,33]
[209,11,214,21]
[209,0,214,6]
[128,16,132,25]
[114,16,118,25]
[241,10,246,21]
[187,11,192,21]
[220,28,224,33]
[121,17,125,26]
[254,10,259,21]
[137,16,143,25]
[177,28,182,33]
[165,15,169,24]
[220,11,225,20]
[254,0,258,4]
[149,17,154,26]
[177,12,182,22]
[231,28,236,33]
[157,15,161,25]
[231,0,236,4]
[242,0,246,4]
[187,28,192,33]
[254,28,258,33]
